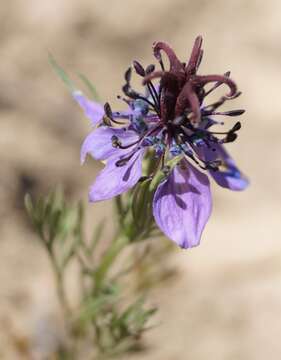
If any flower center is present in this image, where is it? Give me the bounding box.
[107,39,244,174]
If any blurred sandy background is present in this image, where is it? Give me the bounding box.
[0,0,281,359]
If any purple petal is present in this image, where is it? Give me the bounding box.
[153,159,212,249]
[72,91,104,126]
[201,144,249,191]
[80,126,139,163]
[89,149,144,202]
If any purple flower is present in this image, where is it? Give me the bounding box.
[76,36,249,249]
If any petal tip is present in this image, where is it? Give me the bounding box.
[179,238,201,249]
[152,160,212,251]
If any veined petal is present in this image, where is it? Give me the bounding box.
[80,126,139,163]
[73,91,104,126]
[89,149,144,202]
[201,144,249,191]
[153,159,212,249]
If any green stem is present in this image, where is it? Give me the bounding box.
[55,268,71,317]
[46,246,71,318]
[94,233,130,292]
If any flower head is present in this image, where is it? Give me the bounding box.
[76,36,249,249]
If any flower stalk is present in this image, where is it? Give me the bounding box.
[93,232,130,292]
[24,188,164,358]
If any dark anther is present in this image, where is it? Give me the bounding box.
[102,115,112,126]
[231,121,242,132]
[145,64,155,74]
[225,132,238,143]
[122,84,140,99]
[223,109,245,117]
[111,135,121,148]
[133,61,145,77]
[104,102,113,119]
[124,67,132,83]
[115,158,129,167]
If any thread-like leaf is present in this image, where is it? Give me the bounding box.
[49,53,75,91]
[78,73,100,101]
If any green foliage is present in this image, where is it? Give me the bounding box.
[49,55,100,102]
[24,187,169,359]
[25,188,81,268]
[49,54,76,92]
[78,73,100,102]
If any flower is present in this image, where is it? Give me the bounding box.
[75,36,249,249]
